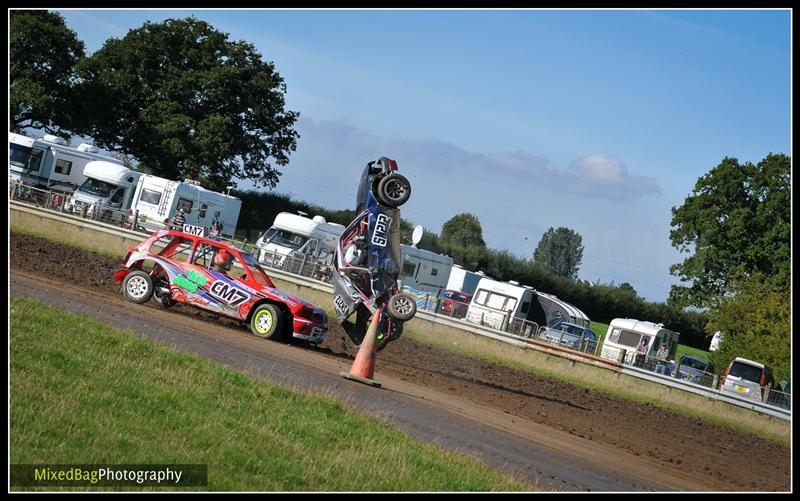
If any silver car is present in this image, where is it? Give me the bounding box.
[719,357,773,403]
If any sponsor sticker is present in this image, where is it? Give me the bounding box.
[209,280,249,306]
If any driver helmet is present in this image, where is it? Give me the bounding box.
[214,249,233,271]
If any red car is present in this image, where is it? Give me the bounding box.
[437,290,473,319]
[113,230,328,343]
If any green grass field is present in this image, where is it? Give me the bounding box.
[10,296,531,492]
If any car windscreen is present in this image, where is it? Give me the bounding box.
[266,229,308,250]
[9,143,31,168]
[241,252,275,288]
[79,177,117,197]
[729,361,763,384]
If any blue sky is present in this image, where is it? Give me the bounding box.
[55,8,791,302]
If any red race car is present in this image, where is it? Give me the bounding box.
[113,229,328,343]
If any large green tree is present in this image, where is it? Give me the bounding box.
[533,227,584,280]
[439,213,488,271]
[669,154,790,308]
[75,17,299,191]
[440,213,486,249]
[10,10,85,135]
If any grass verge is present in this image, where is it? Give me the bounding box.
[10,296,531,492]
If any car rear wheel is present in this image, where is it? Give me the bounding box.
[122,271,154,304]
[388,293,417,321]
[376,173,411,207]
[250,303,283,339]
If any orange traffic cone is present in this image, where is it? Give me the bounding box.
[340,307,383,388]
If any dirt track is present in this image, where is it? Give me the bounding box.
[9,233,791,491]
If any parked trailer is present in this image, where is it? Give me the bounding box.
[9,132,123,193]
[445,264,484,296]
[599,318,679,367]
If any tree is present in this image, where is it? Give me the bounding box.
[533,227,584,280]
[440,213,486,249]
[75,17,299,191]
[10,10,85,135]
[669,154,790,308]
[705,278,790,382]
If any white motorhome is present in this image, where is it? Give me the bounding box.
[129,174,242,239]
[256,212,346,267]
[9,132,123,192]
[68,161,142,214]
[445,265,484,295]
[599,318,680,365]
[399,246,453,293]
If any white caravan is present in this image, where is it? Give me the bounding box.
[256,212,346,267]
[398,246,453,293]
[465,278,540,331]
[445,265,485,295]
[68,161,142,214]
[465,276,591,333]
[129,175,242,239]
[9,132,123,192]
[599,318,680,365]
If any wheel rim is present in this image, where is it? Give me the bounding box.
[254,310,273,335]
[126,276,149,300]
[394,296,414,315]
[384,179,408,201]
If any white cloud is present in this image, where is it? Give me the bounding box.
[570,153,661,196]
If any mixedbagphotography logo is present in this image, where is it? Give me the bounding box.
[11,464,208,487]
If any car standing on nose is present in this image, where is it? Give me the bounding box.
[114,229,328,343]
[332,156,417,351]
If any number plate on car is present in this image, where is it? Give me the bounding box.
[735,385,749,392]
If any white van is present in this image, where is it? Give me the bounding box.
[256,212,346,267]
[398,246,453,293]
[129,175,242,239]
[599,318,679,366]
[9,132,123,192]
[68,161,142,215]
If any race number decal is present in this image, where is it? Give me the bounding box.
[334,295,349,314]
[371,213,392,247]
[183,224,206,237]
[210,280,249,306]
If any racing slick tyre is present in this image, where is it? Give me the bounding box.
[249,303,283,339]
[376,173,411,207]
[387,293,417,321]
[122,270,154,304]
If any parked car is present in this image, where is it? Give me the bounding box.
[672,354,714,386]
[437,289,472,318]
[538,321,597,351]
[113,229,328,343]
[719,357,773,403]
[332,156,416,351]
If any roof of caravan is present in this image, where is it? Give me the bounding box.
[609,318,677,336]
[474,276,535,297]
[401,245,454,265]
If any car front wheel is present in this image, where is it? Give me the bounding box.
[250,303,283,339]
[122,270,154,304]
[388,293,417,321]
